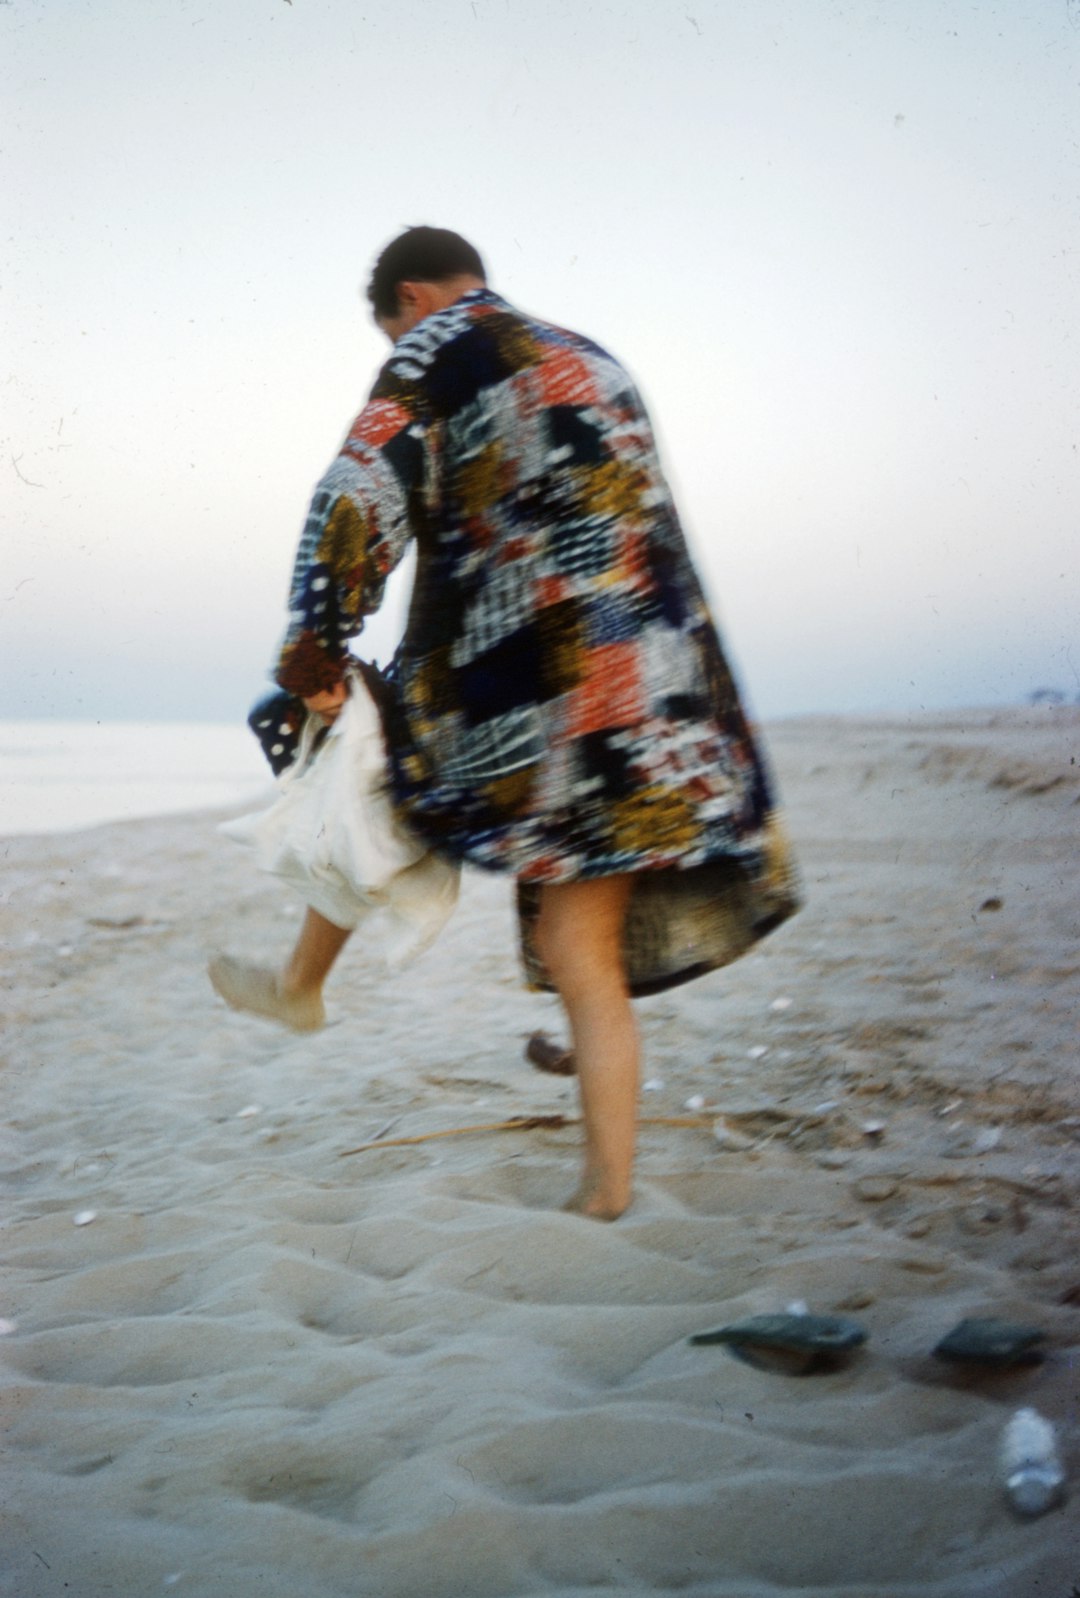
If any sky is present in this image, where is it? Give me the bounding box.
[4,0,1078,723]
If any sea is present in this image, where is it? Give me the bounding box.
[0,721,273,838]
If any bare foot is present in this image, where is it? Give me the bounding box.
[562,1175,632,1222]
[208,956,325,1033]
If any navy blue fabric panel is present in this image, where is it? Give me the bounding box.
[424,325,520,418]
[548,405,606,465]
[458,626,543,725]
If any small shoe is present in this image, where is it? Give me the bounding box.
[208,956,325,1033]
[933,1318,1046,1369]
[690,1312,868,1374]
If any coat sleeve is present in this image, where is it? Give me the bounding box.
[273,386,427,699]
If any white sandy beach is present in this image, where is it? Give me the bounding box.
[1,708,1077,1598]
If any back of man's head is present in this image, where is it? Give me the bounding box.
[367,226,486,319]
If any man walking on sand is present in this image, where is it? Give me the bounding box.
[210,226,799,1219]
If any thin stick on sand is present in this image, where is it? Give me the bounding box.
[338,1113,713,1158]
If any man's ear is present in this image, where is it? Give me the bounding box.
[395,280,429,315]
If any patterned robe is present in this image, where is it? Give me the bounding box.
[254,288,799,993]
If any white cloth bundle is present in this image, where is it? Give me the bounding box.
[220,671,459,967]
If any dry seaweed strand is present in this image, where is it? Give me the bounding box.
[339,1113,713,1158]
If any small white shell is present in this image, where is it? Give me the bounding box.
[747,1045,769,1061]
[73,1210,97,1227]
[235,1104,262,1119]
[684,1094,706,1111]
[712,1120,754,1152]
[0,1318,17,1336]
[769,997,793,1011]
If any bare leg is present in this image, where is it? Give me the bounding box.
[208,908,351,1032]
[281,908,352,1000]
[534,875,638,1220]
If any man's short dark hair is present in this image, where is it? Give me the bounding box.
[366,226,486,319]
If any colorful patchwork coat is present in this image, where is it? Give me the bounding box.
[254,288,799,993]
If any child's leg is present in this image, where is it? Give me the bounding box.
[534,874,638,1219]
[208,908,351,1032]
[281,908,352,1000]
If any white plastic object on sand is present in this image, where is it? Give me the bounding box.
[1001,1408,1065,1518]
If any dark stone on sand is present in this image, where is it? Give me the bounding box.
[933,1317,1046,1368]
[690,1312,868,1374]
[526,1030,577,1076]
